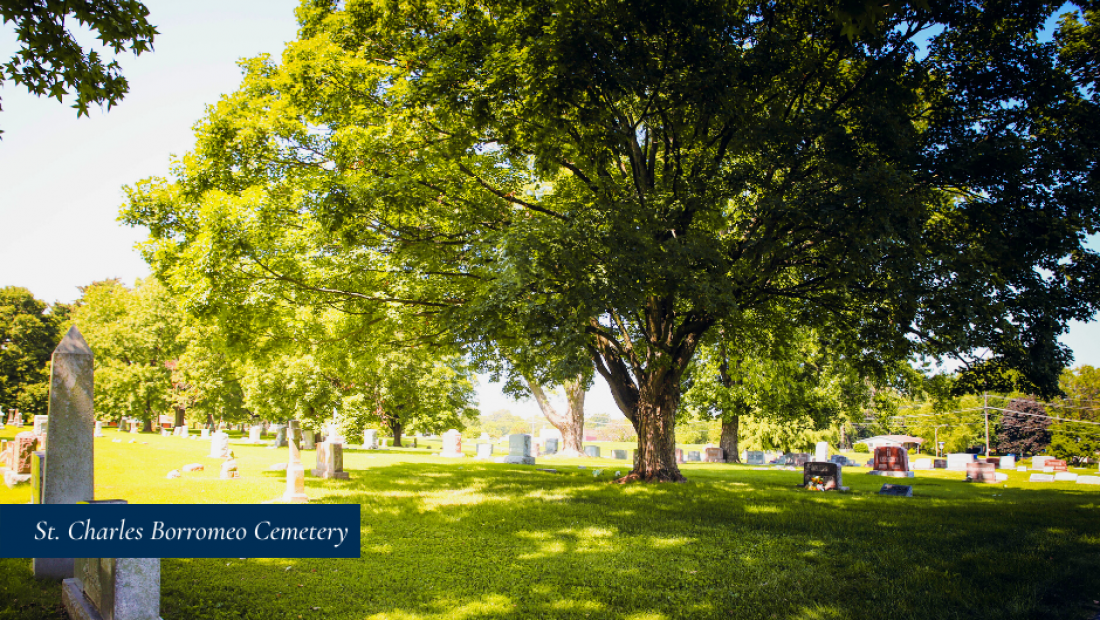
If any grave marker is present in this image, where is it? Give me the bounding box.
[868,446,914,478]
[64,557,160,620]
[946,453,975,470]
[878,484,913,497]
[965,461,997,483]
[503,434,536,465]
[476,442,494,458]
[704,445,724,463]
[544,438,559,454]
[283,420,309,503]
[1029,473,1054,482]
[440,429,464,458]
[584,445,600,458]
[363,429,378,450]
[814,441,829,462]
[746,451,765,465]
[612,449,627,460]
[1053,472,1078,482]
[803,462,845,491]
[687,451,701,462]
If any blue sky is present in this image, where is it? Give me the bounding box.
[1,2,1097,420]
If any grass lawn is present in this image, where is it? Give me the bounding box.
[2,426,1100,620]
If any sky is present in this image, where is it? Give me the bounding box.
[1,2,1098,420]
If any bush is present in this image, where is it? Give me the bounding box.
[852,443,869,453]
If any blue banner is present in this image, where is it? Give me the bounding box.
[0,504,360,559]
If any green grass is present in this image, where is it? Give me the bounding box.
[3,427,1100,620]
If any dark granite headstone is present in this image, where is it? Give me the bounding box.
[933,459,947,469]
[878,484,913,497]
[802,462,844,491]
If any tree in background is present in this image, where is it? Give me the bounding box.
[1048,366,1100,463]
[996,398,1052,457]
[0,286,67,416]
[123,0,1100,481]
[171,321,249,428]
[69,278,184,430]
[469,409,532,439]
[0,0,157,133]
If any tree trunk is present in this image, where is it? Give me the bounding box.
[719,416,740,463]
[626,377,685,482]
[174,408,185,428]
[388,417,404,447]
[143,418,153,433]
[206,413,215,429]
[526,373,586,457]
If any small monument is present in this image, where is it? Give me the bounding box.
[94,421,105,438]
[675,448,684,463]
[998,455,1015,469]
[302,429,316,450]
[363,429,378,450]
[687,451,701,462]
[312,439,349,479]
[611,449,627,460]
[583,445,600,458]
[803,461,845,491]
[33,415,49,437]
[1032,455,1051,470]
[868,446,914,478]
[814,441,829,462]
[63,558,161,620]
[502,434,535,465]
[544,438,559,454]
[966,461,997,483]
[704,445,724,463]
[476,441,493,458]
[746,450,765,465]
[282,420,309,503]
[249,425,263,443]
[36,326,96,580]
[270,424,287,449]
[440,429,464,458]
[947,453,976,470]
[199,428,210,439]
[208,430,230,459]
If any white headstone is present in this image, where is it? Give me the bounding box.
[33,415,48,437]
[1076,475,1100,485]
[814,441,829,462]
[93,421,104,438]
[200,428,210,439]
[283,420,308,502]
[946,453,975,470]
[440,429,464,458]
[1029,473,1054,482]
[998,455,1015,469]
[476,442,493,458]
[1032,455,1051,470]
[208,432,230,458]
[1054,472,1079,482]
[249,425,263,443]
[363,429,378,450]
[912,458,933,470]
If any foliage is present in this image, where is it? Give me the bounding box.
[0,0,157,130]
[997,397,1053,456]
[1048,366,1100,461]
[123,0,1100,481]
[0,286,66,416]
[466,409,531,439]
[68,278,184,426]
[171,322,249,425]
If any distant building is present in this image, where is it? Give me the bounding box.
[856,434,925,452]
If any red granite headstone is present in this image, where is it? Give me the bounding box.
[873,446,911,473]
[966,461,997,483]
[8,432,39,475]
[1047,459,1068,472]
[704,446,724,463]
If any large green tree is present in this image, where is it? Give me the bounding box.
[124,0,1100,481]
[70,278,184,430]
[0,286,67,417]
[1048,366,1100,462]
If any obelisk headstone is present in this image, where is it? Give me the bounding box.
[36,326,95,580]
[65,557,160,620]
[283,420,309,503]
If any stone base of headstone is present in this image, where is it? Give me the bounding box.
[33,557,74,580]
[63,558,161,620]
[3,470,31,488]
[867,470,914,478]
[311,468,349,479]
[440,450,464,458]
[501,455,535,465]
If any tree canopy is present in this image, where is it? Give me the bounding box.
[0,0,157,129]
[0,286,67,416]
[124,0,1100,481]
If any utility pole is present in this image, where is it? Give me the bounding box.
[984,392,990,456]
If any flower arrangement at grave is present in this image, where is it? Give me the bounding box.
[806,476,825,491]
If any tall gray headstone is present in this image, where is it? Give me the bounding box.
[35,326,95,580]
[503,434,535,465]
[283,420,308,503]
[363,429,378,450]
[64,557,160,620]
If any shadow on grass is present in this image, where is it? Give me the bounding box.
[151,462,1100,620]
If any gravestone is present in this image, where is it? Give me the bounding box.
[687,451,701,462]
[476,442,494,458]
[934,459,947,468]
[878,484,913,497]
[675,448,684,463]
[912,458,933,470]
[612,449,627,460]
[868,446,914,478]
[1054,472,1078,482]
[248,426,263,443]
[998,455,1015,469]
[199,428,209,439]
[208,431,230,459]
[363,429,378,450]
[178,425,187,438]
[1047,459,1068,472]
[704,445,724,463]
[814,441,829,462]
[33,415,49,437]
[440,429,464,458]
[1032,456,1051,470]
[301,429,316,450]
[1029,473,1054,482]
[270,424,287,449]
[1,432,38,474]
[64,557,160,620]
[544,438,559,454]
[36,327,96,580]
[503,434,536,465]
[584,445,600,458]
[379,438,387,448]
[803,462,844,491]
[1076,476,1100,485]
[747,451,765,465]
[283,420,309,503]
[965,461,997,483]
[946,453,975,470]
[793,453,811,467]
[312,441,349,479]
